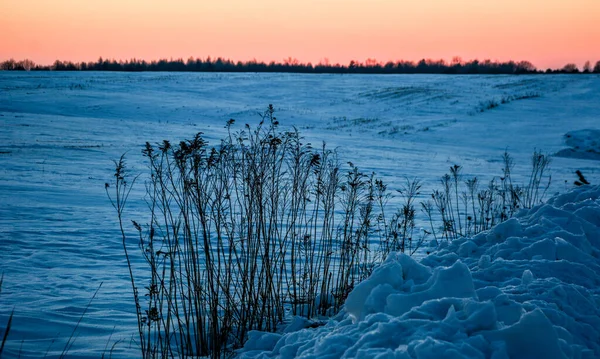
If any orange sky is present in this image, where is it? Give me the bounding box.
[1,0,599,69]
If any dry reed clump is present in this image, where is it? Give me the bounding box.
[107,105,392,358]
[107,105,552,358]
[421,150,551,243]
[0,274,13,357]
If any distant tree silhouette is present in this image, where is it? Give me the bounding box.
[583,61,592,73]
[451,56,463,66]
[0,56,591,74]
[594,61,600,73]
[365,58,379,67]
[517,61,536,73]
[8,59,36,71]
[1,58,16,70]
[562,63,579,73]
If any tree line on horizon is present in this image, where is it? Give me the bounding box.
[1,56,600,74]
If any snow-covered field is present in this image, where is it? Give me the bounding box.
[1,72,599,357]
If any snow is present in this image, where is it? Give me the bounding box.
[1,72,600,357]
[555,129,600,161]
[238,185,600,359]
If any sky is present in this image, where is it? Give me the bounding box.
[1,0,599,69]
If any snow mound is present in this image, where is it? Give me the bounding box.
[237,185,600,359]
[555,129,600,161]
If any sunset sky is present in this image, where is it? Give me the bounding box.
[1,0,599,69]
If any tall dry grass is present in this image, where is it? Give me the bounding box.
[107,106,552,358]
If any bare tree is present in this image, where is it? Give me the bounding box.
[518,61,536,72]
[562,63,579,73]
[0,59,16,70]
[17,59,35,71]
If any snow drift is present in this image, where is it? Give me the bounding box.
[237,185,600,359]
[555,129,600,161]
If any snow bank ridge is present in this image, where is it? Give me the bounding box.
[555,129,600,160]
[238,185,600,359]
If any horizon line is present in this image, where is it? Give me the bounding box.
[2,56,598,73]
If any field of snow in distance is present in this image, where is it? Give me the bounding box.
[0,72,599,357]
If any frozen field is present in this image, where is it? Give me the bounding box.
[1,72,599,357]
